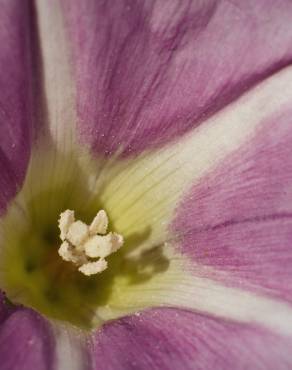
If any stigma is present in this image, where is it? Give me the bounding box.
[58,209,123,276]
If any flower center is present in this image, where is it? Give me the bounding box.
[0,150,171,330]
[58,209,123,275]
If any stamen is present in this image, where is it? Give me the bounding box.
[66,221,89,248]
[89,210,108,235]
[58,210,123,276]
[58,210,74,241]
[78,260,108,276]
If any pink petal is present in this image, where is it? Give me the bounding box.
[173,107,292,303]
[0,308,55,370]
[0,0,34,211]
[92,308,292,370]
[63,0,292,154]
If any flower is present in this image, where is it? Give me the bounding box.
[1,0,292,369]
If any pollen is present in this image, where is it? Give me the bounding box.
[58,209,123,276]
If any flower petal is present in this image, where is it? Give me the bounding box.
[98,261,292,339]
[34,0,77,152]
[0,154,20,213]
[92,308,292,370]
[0,308,55,370]
[0,0,33,211]
[52,323,92,370]
[98,66,292,252]
[90,67,292,332]
[63,0,292,154]
[0,306,90,370]
[172,103,292,303]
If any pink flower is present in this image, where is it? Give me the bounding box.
[1,1,292,369]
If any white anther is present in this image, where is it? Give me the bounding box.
[66,220,89,247]
[78,259,108,276]
[58,210,75,241]
[83,232,124,259]
[58,241,72,262]
[83,235,109,258]
[58,241,87,265]
[109,232,124,253]
[89,210,108,235]
[58,209,123,276]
